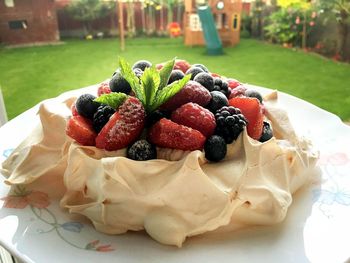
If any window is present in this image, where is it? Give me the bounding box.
[8,20,28,30]
[5,0,15,8]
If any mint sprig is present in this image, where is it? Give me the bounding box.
[94,92,128,109]
[119,57,191,113]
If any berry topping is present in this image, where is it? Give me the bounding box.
[204,135,227,162]
[95,97,145,151]
[171,102,216,137]
[174,59,191,73]
[66,115,97,146]
[259,121,273,142]
[229,97,264,140]
[132,60,152,71]
[127,139,157,161]
[161,80,211,111]
[109,70,132,94]
[245,89,263,103]
[97,82,111,96]
[229,85,247,99]
[145,110,170,128]
[214,106,247,143]
[186,67,204,80]
[148,118,206,151]
[168,69,185,84]
[213,78,230,98]
[71,103,78,116]
[227,78,241,89]
[75,94,100,119]
[92,105,116,133]
[193,72,214,91]
[207,91,229,113]
[192,63,209,73]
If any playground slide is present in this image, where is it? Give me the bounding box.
[197,6,223,55]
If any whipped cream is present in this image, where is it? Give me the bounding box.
[1,86,319,247]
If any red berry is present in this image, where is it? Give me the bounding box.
[161,80,211,111]
[148,118,206,151]
[229,85,247,99]
[171,103,216,137]
[97,82,111,96]
[174,59,191,73]
[66,116,97,146]
[229,97,264,140]
[71,103,78,116]
[95,97,145,151]
[227,79,241,89]
[211,73,221,78]
[156,63,164,70]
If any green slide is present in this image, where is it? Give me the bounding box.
[197,5,223,55]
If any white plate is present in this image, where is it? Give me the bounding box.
[1,86,350,263]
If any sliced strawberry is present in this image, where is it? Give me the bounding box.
[66,116,97,146]
[148,118,206,151]
[95,97,145,151]
[97,82,111,96]
[171,103,216,137]
[229,97,264,140]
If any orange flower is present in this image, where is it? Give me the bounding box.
[1,190,50,209]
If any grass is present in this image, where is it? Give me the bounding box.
[0,37,349,121]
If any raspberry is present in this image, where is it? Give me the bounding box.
[127,140,157,161]
[171,102,216,137]
[214,106,247,144]
[168,70,185,84]
[227,78,241,89]
[66,116,97,146]
[204,135,227,162]
[161,80,211,111]
[229,97,264,140]
[132,60,152,71]
[229,85,247,99]
[75,94,100,119]
[95,97,145,151]
[148,118,206,151]
[92,105,116,132]
[97,82,111,96]
[174,59,191,73]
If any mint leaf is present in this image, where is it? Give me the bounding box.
[94,93,127,109]
[141,66,160,112]
[159,58,175,90]
[119,58,145,105]
[151,74,191,112]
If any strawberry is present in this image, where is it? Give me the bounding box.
[161,80,211,111]
[71,103,78,116]
[171,103,216,137]
[66,116,97,146]
[95,97,145,151]
[97,82,111,96]
[227,78,241,89]
[229,97,264,140]
[148,118,206,151]
[174,59,191,73]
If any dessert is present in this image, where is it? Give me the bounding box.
[1,58,319,247]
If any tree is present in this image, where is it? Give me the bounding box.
[317,0,350,60]
[66,0,114,35]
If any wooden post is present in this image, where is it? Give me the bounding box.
[118,0,125,51]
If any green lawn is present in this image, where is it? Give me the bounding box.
[0,38,349,121]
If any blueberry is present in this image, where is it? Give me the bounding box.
[168,70,185,84]
[132,60,152,71]
[186,67,204,80]
[93,105,116,132]
[194,72,214,91]
[207,91,228,113]
[245,89,263,103]
[204,135,227,162]
[127,140,157,161]
[109,70,132,94]
[133,68,143,79]
[214,77,222,86]
[75,94,100,119]
[192,63,209,73]
[259,121,273,142]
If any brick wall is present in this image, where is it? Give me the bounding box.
[0,0,59,45]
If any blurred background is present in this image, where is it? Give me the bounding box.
[0,0,349,123]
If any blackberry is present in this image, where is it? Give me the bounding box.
[168,69,185,84]
[93,105,116,132]
[192,63,209,73]
[186,67,204,80]
[213,78,230,98]
[207,91,229,113]
[127,140,157,161]
[245,89,263,103]
[75,94,100,119]
[194,72,214,91]
[259,121,273,142]
[145,110,169,128]
[215,106,247,144]
[132,60,152,71]
[109,70,131,94]
[204,135,227,162]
